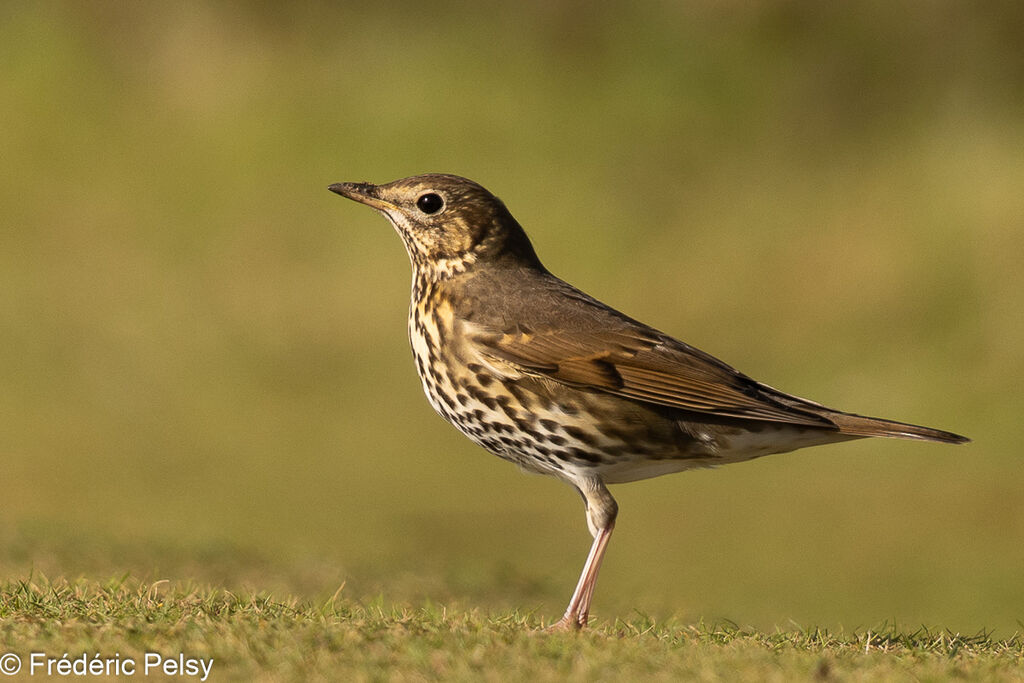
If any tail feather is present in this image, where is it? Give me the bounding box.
[827,412,970,444]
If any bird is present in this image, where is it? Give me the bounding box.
[327,173,969,631]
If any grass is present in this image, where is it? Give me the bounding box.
[2,575,1022,682]
[2,2,1023,680]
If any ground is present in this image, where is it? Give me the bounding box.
[2,576,1022,681]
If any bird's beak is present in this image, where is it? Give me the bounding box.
[328,182,397,212]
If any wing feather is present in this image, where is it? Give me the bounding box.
[474,324,834,428]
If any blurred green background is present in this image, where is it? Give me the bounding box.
[2,2,1022,634]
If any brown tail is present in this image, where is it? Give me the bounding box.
[828,412,970,444]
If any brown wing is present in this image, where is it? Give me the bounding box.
[473,323,837,428]
[456,269,965,442]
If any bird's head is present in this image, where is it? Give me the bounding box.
[329,174,542,280]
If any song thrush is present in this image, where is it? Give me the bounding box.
[327,173,968,630]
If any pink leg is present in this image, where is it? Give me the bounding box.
[548,521,615,630]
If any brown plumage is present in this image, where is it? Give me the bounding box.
[328,173,968,630]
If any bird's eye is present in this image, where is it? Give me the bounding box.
[416,192,444,215]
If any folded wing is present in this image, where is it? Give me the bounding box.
[473,323,838,429]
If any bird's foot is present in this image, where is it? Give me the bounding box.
[545,614,586,632]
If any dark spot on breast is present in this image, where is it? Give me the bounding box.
[459,423,483,437]
[436,388,457,409]
[519,428,542,441]
[464,383,497,410]
[428,364,444,383]
[563,425,597,446]
[506,383,534,411]
[492,393,521,421]
[539,419,560,432]
[568,448,604,465]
